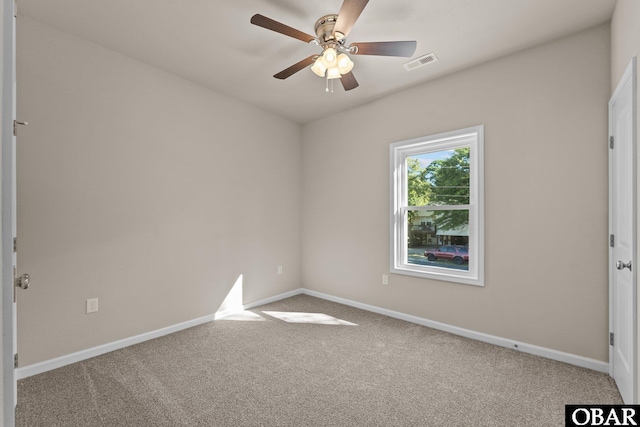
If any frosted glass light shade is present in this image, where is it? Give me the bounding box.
[337,53,354,74]
[311,58,326,77]
[321,48,338,68]
[326,66,341,79]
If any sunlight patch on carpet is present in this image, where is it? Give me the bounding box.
[262,311,357,326]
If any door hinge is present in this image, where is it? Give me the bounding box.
[610,136,614,149]
[13,237,17,253]
[14,353,18,369]
[14,0,17,18]
[610,332,615,346]
[13,120,27,136]
[610,234,615,247]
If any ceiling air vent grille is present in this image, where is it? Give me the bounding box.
[403,53,438,71]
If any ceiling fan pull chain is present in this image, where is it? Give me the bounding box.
[325,76,335,94]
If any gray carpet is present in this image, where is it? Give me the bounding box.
[17,294,621,426]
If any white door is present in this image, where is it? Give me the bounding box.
[1,0,26,424]
[609,57,637,405]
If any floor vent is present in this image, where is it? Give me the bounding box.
[403,53,438,71]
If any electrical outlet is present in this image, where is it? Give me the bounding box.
[277,266,283,275]
[382,274,389,285]
[86,298,99,314]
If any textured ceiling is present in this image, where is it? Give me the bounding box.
[18,0,617,123]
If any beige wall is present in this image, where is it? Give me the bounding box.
[16,17,302,366]
[611,0,640,403]
[611,0,640,91]
[302,24,611,361]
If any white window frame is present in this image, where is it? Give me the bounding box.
[390,125,484,286]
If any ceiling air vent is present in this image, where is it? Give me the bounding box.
[403,53,438,71]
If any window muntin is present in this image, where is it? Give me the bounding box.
[390,126,484,286]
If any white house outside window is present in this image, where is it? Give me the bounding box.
[390,125,484,286]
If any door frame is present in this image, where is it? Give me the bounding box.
[609,56,638,404]
[1,0,17,424]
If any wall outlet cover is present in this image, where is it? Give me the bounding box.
[86,298,99,314]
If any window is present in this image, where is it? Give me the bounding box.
[390,125,484,286]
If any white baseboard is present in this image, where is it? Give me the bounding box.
[301,289,609,373]
[18,287,607,379]
[17,288,305,380]
[243,288,304,310]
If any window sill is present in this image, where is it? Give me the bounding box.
[390,265,484,287]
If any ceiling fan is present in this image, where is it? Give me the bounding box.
[250,0,417,92]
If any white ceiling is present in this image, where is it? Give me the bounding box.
[18,0,617,124]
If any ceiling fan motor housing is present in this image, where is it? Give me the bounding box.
[314,15,342,46]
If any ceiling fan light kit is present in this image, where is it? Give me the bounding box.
[312,48,354,79]
[250,0,417,92]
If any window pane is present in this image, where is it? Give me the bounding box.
[407,147,470,206]
[407,209,469,271]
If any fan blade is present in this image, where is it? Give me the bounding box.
[250,14,316,43]
[333,0,369,39]
[351,41,417,57]
[274,55,317,80]
[340,72,359,91]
